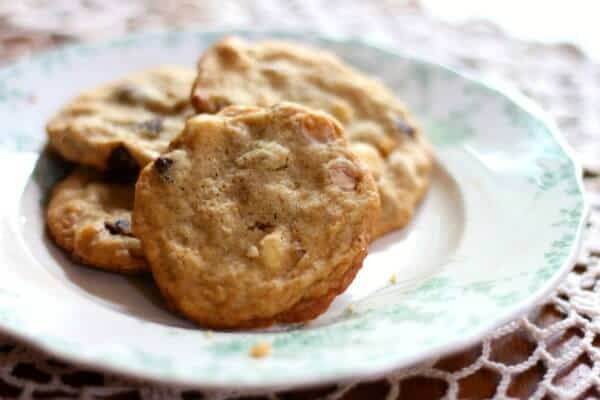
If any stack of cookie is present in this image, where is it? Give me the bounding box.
[46,37,432,329]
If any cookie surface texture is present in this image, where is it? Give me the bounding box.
[133,103,380,328]
[192,37,432,238]
[47,168,146,273]
[47,66,196,172]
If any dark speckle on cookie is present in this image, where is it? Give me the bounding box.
[137,117,164,137]
[394,116,415,138]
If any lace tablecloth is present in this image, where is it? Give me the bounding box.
[1,1,599,399]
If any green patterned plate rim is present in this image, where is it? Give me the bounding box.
[0,29,588,390]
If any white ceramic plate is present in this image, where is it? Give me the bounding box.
[0,30,587,390]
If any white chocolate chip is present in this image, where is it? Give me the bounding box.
[259,230,288,271]
[246,245,259,258]
[351,142,385,179]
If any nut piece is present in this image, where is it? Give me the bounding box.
[235,141,289,170]
[301,115,337,143]
[327,159,359,191]
[249,341,271,358]
[259,230,289,271]
[73,224,102,256]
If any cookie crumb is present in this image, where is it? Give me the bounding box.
[249,341,271,358]
[389,273,398,284]
[346,305,355,314]
[204,330,214,339]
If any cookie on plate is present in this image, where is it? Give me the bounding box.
[133,103,380,328]
[47,66,195,172]
[47,168,146,273]
[191,37,432,238]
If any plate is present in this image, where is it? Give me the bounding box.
[0,30,587,390]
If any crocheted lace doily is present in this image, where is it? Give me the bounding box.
[1,1,599,399]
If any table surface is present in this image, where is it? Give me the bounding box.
[1,1,599,399]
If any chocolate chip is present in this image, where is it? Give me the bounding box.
[137,117,163,137]
[394,117,415,138]
[154,157,174,176]
[115,84,138,103]
[104,219,132,236]
[114,84,144,104]
[107,145,139,176]
[249,222,274,232]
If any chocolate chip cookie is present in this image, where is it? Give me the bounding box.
[133,103,380,328]
[47,168,146,273]
[192,37,432,238]
[47,66,195,172]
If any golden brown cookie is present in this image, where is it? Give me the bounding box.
[192,37,432,238]
[47,66,195,172]
[133,103,380,328]
[47,168,146,273]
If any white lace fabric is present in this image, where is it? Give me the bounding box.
[1,1,599,399]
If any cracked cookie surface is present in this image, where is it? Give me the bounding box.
[47,168,146,273]
[47,66,195,172]
[133,103,380,328]
[192,37,432,238]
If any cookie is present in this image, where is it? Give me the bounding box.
[133,103,380,328]
[47,66,196,172]
[47,168,146,273]
[192,37,432,238]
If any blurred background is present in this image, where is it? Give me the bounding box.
[1,1,599,62]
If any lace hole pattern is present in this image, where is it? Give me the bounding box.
[1,1,600,399]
